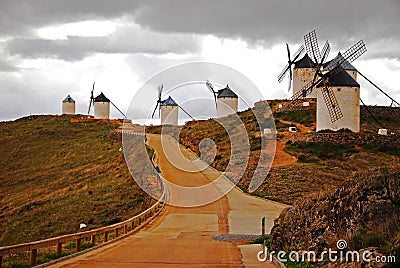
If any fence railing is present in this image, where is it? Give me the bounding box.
[0,180,167,268]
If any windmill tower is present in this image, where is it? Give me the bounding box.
[283,30,366,133]
[87,82,126,120]
[62,95,76,115]
[277,43,315,97]
[217,85,238,118]
[292,54,318,98]
[152,84,193,125]
[278,38,331,100]
[206,81,238,118]
[94,92,110,119]
[160,96,179,125]
[316,70,361,132]
[323,52,357,81]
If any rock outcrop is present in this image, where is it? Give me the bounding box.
[270,169,400,266]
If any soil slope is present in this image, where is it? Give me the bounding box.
[0,115,151,246]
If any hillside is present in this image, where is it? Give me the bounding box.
[0,115,151,246]
[178,104,400,204]
[271,169,400,266]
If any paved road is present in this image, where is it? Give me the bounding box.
[49,134,287,267]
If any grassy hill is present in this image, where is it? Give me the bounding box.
[0,115,151,246]
[178,104,400,264]
[178,105,400,204]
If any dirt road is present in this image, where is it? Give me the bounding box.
[49,134,286,267]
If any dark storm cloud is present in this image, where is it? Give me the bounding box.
[0,0,143,36]
[1,0,399,59]
[6,25,202,61]
[125,54,205,81]
[132,0,400,58]
[0,59,17,72]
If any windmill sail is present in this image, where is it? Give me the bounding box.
[206,80,218,108]
[277,43,305,91]
[152,84,163,118]
[88,81,95,114]
[286,30,366,123]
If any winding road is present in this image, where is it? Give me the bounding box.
[49,134,287,267]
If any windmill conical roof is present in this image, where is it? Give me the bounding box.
[62,94,75,102]
[323,52,357,71]
[94,92,110,102]
[217,84,238,98]
[317,69,359,88]
[161,96,178,106]
[294,53,316,68]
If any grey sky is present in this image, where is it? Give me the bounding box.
[0,0,399,121]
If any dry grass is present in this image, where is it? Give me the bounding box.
[0,115,151,246]
[178,107,400,205]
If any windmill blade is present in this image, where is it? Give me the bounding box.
[212,94,217,109]
[320,40,331,64]
[287,67,293,92]
[88,81,95,114]
[157,84,163,100]
[304,30,322,64]
[286,43,291,61]
[178,104,194,119]
[206,80,215,92]
[110,101,127,118]
[325,40,367,75]
[151,102,159,118]
[278,44,304,83]
[206,80,218,108]
[292,44,305,61]
[278,64,291,82]
[341,40,367,66]
[307,40,329,92]
[286,78,322,110]
[88,99,93,114]
[310,64,321,88]
[290,79,317,100]
[321,84,343,123]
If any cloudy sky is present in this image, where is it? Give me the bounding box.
[0,0,399,122]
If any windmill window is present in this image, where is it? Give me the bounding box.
[337,88,341,92]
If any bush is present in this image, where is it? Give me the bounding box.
[285,142,358,160]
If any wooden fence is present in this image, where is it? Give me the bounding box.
[0,184,167,267]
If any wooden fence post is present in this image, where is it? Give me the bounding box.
[30,249,37,267]
[91,235,96,245]
[124,225,128,234]
[57,242,62,256]
[104,231,108,242]
[115,228,119,238]
[76,238,81,252]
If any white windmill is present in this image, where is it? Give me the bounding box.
[206,80,238,118]
[151,84,193,125]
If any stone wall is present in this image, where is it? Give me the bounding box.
[278,132,400,149]
[360,106,400,119]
